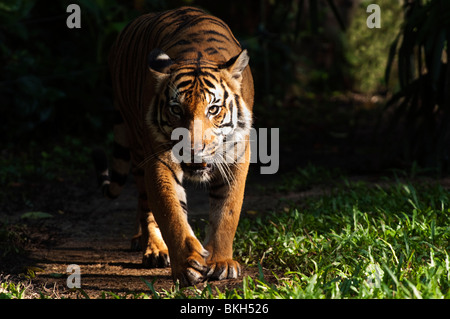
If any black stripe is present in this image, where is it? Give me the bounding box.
[205,47,219,55]
[166,39,191,51]
[173,70,218,82]
[202,30,231,41]
[113,109,124,125]
[203,78,215,89]
[113,141,131,161]
[168,16,239,48]
[156,157,182,185]
[227,99,233,113]
[157,7,206,43]
[235,141,247,162]
[206,37,225,43]
[191,37,204,44]
[226,141,238,153]
[221,91,232,128]
[164,7,205,21]
[209,182,227,191]
[151,97,160,128]
[177,47,198,55]
[174,39,191,46]
[157,90,168,132]
[235,94,242,122]
[180,200,188,213]
[97,174,110,186]
[189,17,232,39]
[218,121,233,128]
[133,168,145,177]
[177,80,193,90]
[220,54,239,69]
[200,71,218,82]
[237,120,247,129]
[168,15,208,41]
[92,148,108,173]
[197,51,203,62]
[173,71,191,82]
[110,170,128,186]
[223,88,229,102]
[139,192,148,200]
[174,65,217,72]
[105,187,119,199]
[186,32,201,38]
[209,192,227,200]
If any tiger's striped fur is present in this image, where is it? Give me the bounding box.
[98,7,254,286]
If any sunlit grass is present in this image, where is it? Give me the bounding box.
[231,179,450,299]
[135,176,450,299]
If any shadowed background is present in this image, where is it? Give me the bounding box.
[2,0,448,185]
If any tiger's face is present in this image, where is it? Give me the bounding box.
[147,49,252,182]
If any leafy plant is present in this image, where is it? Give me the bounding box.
[0,0,151,145]
[0,136,92,184]
[0,223,28,258]
[0,281,27,299]
[346,0,403,93]
[225,0,349,115]
[384,0,450,171]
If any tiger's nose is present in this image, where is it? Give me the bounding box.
[190,142,205,162]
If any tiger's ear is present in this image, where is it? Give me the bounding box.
[148,49,173,77]
[220,49,249,81]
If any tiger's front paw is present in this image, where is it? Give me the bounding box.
[207,259,241,280]
[143,249,170,268]
[171,237,210,287]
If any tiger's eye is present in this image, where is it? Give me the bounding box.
[169,104,183,116]
[208,105,221,116]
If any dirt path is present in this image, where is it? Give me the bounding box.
[2,167,285,298]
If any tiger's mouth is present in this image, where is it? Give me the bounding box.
[181,162,214,178]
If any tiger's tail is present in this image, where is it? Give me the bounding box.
[92,145,130,199]
[92,112,131,199]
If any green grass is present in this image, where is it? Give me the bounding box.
[231,180,450,298]
[153,177,450,299]
[0,281,28,299]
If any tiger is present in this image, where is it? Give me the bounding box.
[94,6,254,287]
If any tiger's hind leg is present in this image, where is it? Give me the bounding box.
[132,168,170,268]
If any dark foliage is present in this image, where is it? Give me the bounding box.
[384,0,450,172]
[0,0,347,148]
[2,0,448,178]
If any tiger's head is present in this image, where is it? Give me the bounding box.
[147,49,252,183]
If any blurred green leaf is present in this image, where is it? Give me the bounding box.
[20,212,53,220]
